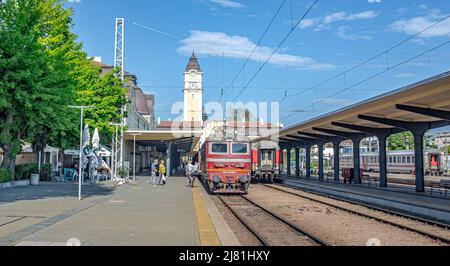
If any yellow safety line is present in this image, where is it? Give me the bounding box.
[192,187,221,246]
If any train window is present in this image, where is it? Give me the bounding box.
[393,157,397,163]
[232,143,249,154]
[407,157,411,164]
[211,143,228,154]
[388,157,392,163]
[402,157,406,164]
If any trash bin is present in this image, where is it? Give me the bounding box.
[31,174,40,186]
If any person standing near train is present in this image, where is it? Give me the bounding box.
[151,159,158,186]
[159,160,167,185]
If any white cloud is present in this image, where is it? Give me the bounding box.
[300,10,380,30]
[177,31,333,70]
[335,26,372,40]
[368,0,382,3]
[209,0,245,9]
[389,14,450,38]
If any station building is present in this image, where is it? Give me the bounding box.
[122,53,282,176]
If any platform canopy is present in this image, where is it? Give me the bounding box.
[276,71,450,140]
[124,130,203,153]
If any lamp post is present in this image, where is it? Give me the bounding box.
[69,106,96,201]
[130,133,142,182]
[109,123,121,180]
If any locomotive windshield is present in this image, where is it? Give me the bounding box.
[211,143,228,154]
[232,143,249,154]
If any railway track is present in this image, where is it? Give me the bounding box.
[217,195,329,246]
[263,183,450,245]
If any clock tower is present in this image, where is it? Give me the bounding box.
[184,52,203,122]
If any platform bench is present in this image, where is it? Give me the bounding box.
[362,174,378,188]
[430,180,450,198]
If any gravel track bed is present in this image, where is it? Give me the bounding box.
[220,195,319,246]
[209,195,262,246]
[266,184,450,242]
[247,185,445,246]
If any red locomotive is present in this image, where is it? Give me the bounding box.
[251,141,281,183]
[198,135,252,194]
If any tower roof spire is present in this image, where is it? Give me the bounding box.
[185,51,202,72]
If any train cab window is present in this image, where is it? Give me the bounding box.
[232,143,249,154]
[211,143,228,154]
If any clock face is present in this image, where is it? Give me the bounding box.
[190,72,196,77]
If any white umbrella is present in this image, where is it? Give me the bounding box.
[82,124,90,148]
[92,128,100,149]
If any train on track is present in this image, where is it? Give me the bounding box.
[339,149,445,176]
[251,141,281,183]
[197,135,252,194]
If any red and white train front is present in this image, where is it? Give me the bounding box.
[199,140,252,194]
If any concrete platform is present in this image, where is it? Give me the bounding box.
[277,176,450,225]
[0,176,239,246]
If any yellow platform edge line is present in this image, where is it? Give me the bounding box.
[192,187,222,246]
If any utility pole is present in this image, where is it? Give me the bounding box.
[110,123,121,180]
[69,105,96,201]
[114,18,126,174]
[130,133,142,182]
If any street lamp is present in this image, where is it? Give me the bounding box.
[69,105,96,201]
[109,123,121,180]
[130,133,142,182]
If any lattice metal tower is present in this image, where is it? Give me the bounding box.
[114,18,126,178]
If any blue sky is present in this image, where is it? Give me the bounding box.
[65,0,450,127]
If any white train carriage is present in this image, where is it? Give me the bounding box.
[339,150,444,175]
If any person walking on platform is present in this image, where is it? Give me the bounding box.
[151,160,158,186]
[190,162,199,188]
[186,161,195,187]
[159,160,167,185]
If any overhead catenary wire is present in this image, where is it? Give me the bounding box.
[280,14,450,104]
[281,39,450,121]
[129,20,181,40]
[221,0,289,101]
[232,0,319,102]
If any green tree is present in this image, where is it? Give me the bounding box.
[0,0,126,171]
[76,63,127,143]
[30,0,83,152]
[0,0,51,169]
[387,132,415,151]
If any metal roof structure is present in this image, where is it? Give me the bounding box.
[271,71,450,193]
[278,71,450,140]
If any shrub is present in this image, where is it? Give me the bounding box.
[117,167,129,178]
[15,164,39,181]
[40,164,52,181]
[0,168,12,183]
[14,163,52,181]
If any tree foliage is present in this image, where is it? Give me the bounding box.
[0,0,126,168]
[387,132,415,151]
